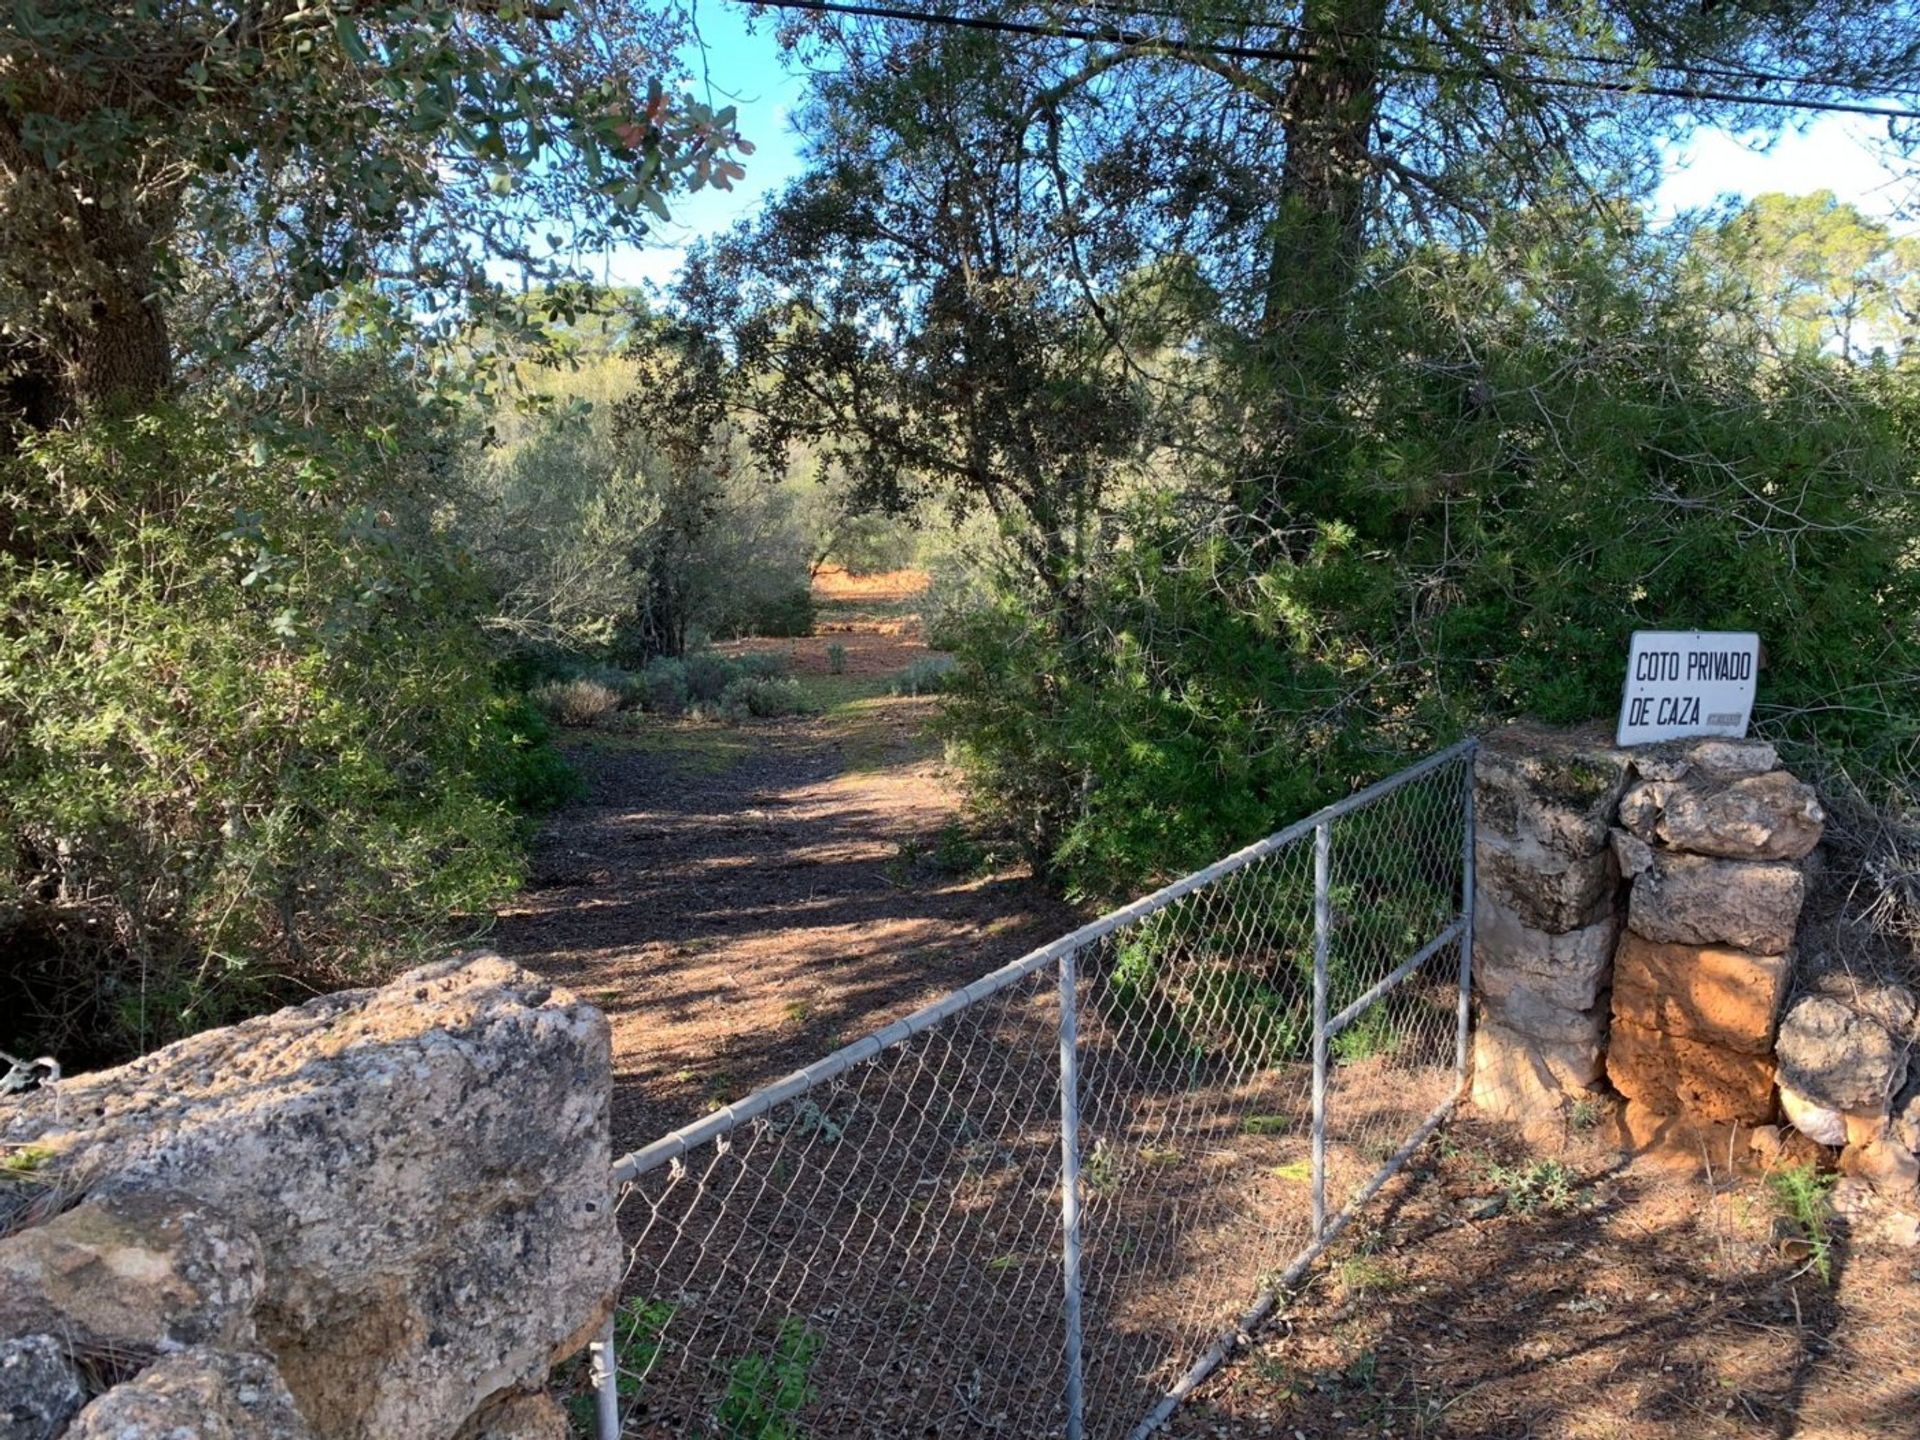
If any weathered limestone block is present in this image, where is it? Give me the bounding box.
[1617,772,1824,862]
[1609,933,1789,1056]
[1840,1136,1920,1195]
[1776,990,1913,1113]
[1471,1019,1603,1125]
[66,1349,313,1440]
[1477,829,1619,933]
[1610,827,1655,880]
[1478,985,1608,1048]
[0,1190,262,1356]
[1472,898,1618,1012]
[1894,1066,1920,1155]
[1622,737,1778,784]
[1779,1082,1849,1147]
[1627,853,1805,954]
[1475,725,1634,861]
[1687,738,1780,780]
[0,1335,86,1440]
[454,1390,573,1440]
[0,955,618,1440]
[1606,1017,1775,1124]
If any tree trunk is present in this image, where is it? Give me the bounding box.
[1244,0,1389,524]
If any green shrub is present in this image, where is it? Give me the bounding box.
[718,676,816,721]
[891,655,956,697]
[713,1317,822,1440]
[825,642,847,675]
[732,650,791,681]
[0,405,541,1059]
[530,677,624,728]
[486,695,585,814]
[711,584,815,640]
[639,657,691,716]
[685,652,735,704]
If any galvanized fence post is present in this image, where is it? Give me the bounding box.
[1310,819,1331,1241]
[592,1312,620,1440]
[1455,744,1477,1086]
[1058,943,1087,1440]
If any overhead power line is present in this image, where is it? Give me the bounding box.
[730,0,1920,122]
[1063,1,1909,97]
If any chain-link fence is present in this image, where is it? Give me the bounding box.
[590,739,1476,1440]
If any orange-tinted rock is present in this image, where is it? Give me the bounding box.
[1606,1017,1776,1125]
[1609,932,1789,1055]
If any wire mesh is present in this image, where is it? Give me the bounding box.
[609,963,1068,1438]
[597,742,1474,1439]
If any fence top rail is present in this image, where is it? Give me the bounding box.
[609,736,1476,1183]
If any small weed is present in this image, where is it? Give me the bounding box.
[986,1254,1023,1271]
[1137,1145,1183,1167]
[1567,1095,1604,1132]
[2,1147,50,1175]
[1485,1157,1577,1214]
[1083,1138,1121,1195]
[1769,1161,1838,1282]
[777,1099,848,1144]
[1240,1114,1291,1136]
[1336,1254,1403,1296]
[1273,1159,1313,1183]
[783,1000,812,1026]
[565,1297,676,1434]
[1248,1353,1302,1397]
[825,642,847,675]
[713,1316,822,1440]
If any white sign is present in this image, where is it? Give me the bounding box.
[1615,631,1759,746]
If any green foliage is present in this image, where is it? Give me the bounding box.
[713,1317,822,1440]
[1483,1158,1578,1216]
[890,656,957,698]
[0,405,553,1058]
[1,0,748,418]
[711,585,815,642]
[563,1296,677,1436]
[719,676,817,722]
[1768,1161,1839,1282]
[641,658,693,717]
[825,643,848,675]
[937,223,1920,899]
[686,652,738,704]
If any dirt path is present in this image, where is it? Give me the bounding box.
[491,619,1075,1156]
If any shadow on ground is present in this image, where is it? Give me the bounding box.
[1165,1115,1920,1440]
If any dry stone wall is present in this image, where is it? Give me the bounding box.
[1469,723,1920,1246]
[0,955,615,1440]
[1606,739,1812,1129]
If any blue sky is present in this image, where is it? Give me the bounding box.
[608,11,1918,291]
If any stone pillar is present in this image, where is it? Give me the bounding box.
[1469,725,1632,1126]
[1605,739,1819,1139]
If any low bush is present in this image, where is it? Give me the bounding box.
[891,655,957,697]
[710,584,816,641]
[639,657,691,716]
[530,677,624,728]
[718,676,816,721]
[732,650,791,681]
[685,652,736,704]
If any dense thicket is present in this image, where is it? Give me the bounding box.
[657,2,1920,898]
[0,2,748,1060]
